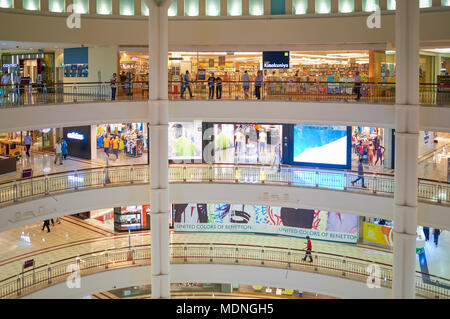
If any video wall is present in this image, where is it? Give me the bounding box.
[283,124,351,169]
[173,203,358,243]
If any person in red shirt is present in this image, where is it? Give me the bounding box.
[302,236,313,262]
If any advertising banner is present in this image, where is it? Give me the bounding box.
[173,204,358,243]
[363,222,393,247]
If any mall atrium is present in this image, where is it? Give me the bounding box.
[0,0,449,301]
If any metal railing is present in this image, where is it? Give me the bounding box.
[0,164,449,206]
[0,165,149,204]
[1,81,449,106]
[0,243,448,299]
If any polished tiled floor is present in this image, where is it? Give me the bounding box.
[0,216,448,285]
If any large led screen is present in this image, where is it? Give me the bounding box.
[173,203,358,243]
[168,121,203,162]
[289,124,351,169]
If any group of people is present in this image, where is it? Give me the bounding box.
[423,227,442,247]
[54,138,68,165]
[179,70,265,100]
[1,71,23,99]
[102,134,122,160]
[41,217,61,233]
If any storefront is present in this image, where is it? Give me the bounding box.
[96,123,148,159]
[0,129,55,154]
[1,51,55,85]
[173,203,359,244]
[119,51,149,83]
[361,217,426,253]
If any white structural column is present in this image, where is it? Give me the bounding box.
[393,0,420,299]
[145,0,172,299]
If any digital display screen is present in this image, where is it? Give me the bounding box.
[168,121,202,162]
[288,124,351,169]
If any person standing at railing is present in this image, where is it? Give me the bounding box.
[24,132,32,158]
[375,144,385,167]
[242,70,250,99]
[354,71,362,101]
[351,158,366,188]
[215,75,223,99]
[180,70,194,99]
[207,72,215,99]
[302,236,313,262]
[110,73,117,100]
[255,71,263,100]
[54,138,63,165]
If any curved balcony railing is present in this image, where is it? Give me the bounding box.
[0,243,448,299]
[0,164,449,207]
[0,81,449,107]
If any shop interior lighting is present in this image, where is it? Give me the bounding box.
[293,0,307,14]
[419,0,432,8]
[316,0,331,14]
[339,0,354,13]
[168,3,177,16]
[363,0,379,12]
[0,0,13,8]
[49,0,64,12]
[206,3,219,16]
[423,48,450,53]
[385,50,396,54]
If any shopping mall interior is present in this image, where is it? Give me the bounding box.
[0,0,449,304]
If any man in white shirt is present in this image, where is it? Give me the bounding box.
[54,138,63,165]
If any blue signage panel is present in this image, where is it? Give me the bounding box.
[263,51,290,69]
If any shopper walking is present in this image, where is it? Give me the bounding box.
[215,75,222,99]
[61,138,68,160]
[242,70,250,98]
[180,70,193,99]
[375,144,385,166]
[103,135,111,158]
[207,72,215,99]
[24,132,32,157]
[423,226,430,241]
[111,136,120,160]
[54,138,63,165]
[255,71,263,100]
[351,158,366,188]
[368,142,375,169]
[302,236,313,262]
[354,71,362,101]
[110,73,117,100]
[1,71,11,98]
[433,229,441,247]
[41,219,51,233]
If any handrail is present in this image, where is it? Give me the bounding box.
[0,243,447,299]
[0,164,448,206]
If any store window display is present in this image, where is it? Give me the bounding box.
[352,126,385,171]
[114,205,151,232]
[168,122,202,163]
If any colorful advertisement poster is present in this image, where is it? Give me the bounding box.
[173,204,358,243]
[362,222,393,247]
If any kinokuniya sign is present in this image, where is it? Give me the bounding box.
[263,51,290,69]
